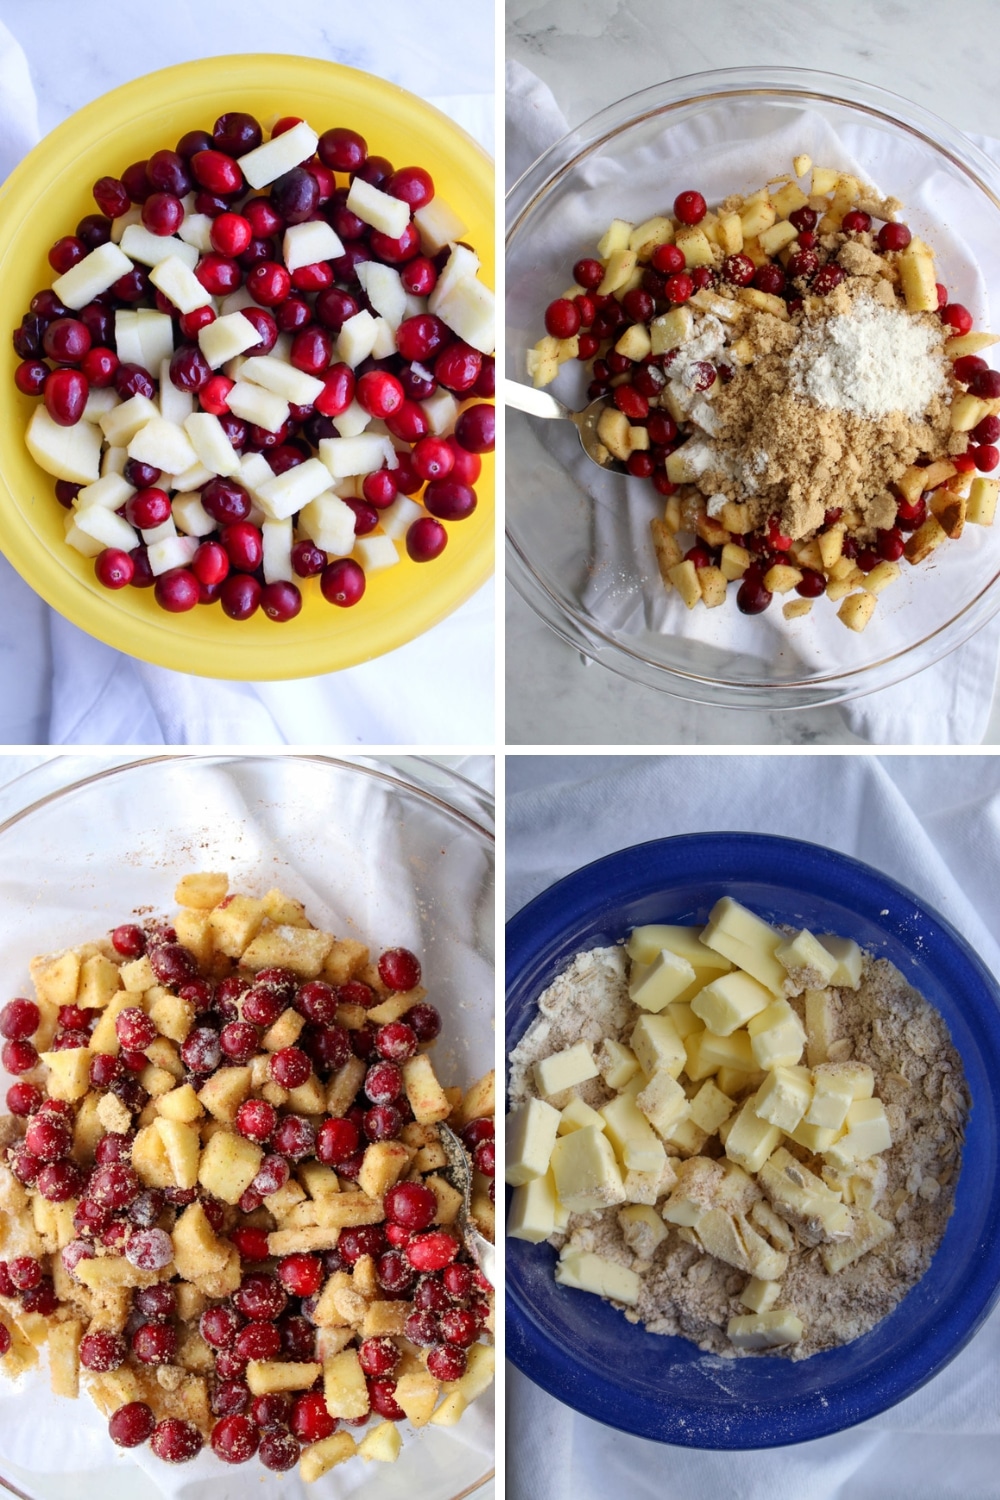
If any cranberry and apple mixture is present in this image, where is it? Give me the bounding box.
[0,873,495,1482]
[15,110,495,622]
[530,156,999,632]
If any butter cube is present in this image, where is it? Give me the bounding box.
[717,1065,758,1097]
[666,1001,704,1040]
[505,1098,560,1186]
[629,949,697,1012]
[596,1038,640,1090]
[725,1097,782,1173]
[754,1066,812,1132]
[741,1276,781,1314]
[635,1070,690,1137]
[662,1116,709,1156]
[550,1126,627,1212]
[533,1041,599,1098]
[622,1157,677,1206]
[748,1001,806,1070]
[628,924,732,972]
[775,929,840,988]
[684,1028,754,1081]
[694,1208,787,1281]
[555,1247,640,1305]
[823,1099,892,1168]
[805,988,837,1067]
[758,1147,852,1243]
[816,934,864,988]
[727,1310,803,1349]
[805,1067,855,1131]
[687,1080,735,1135]
[699,897,786,995]
[631,1013,686,1079]
[618,1203,669,1257]
[507,1170,558,1244]
[558,1097,606,1135]
[787,1117,840,1153]
[821,1207,894,1273]
[600,1091,667,1173]
[691,970,773,1036]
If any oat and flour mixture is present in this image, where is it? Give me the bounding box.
[508,939,967,1360]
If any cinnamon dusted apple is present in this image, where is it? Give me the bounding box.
[0,874,494,1479]
[531,163,1000,630]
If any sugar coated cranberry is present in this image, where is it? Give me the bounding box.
[219,1020,258,1063]
[126,1228,173,1270]
[291,1390,336,1442]
[272,1114,315,1160]
[404,1308,441,1346]
[368,1377,404,1421]
[252,1392,291,1431]
[3,1038,37,1076]
[378,947,421,991]
[878,222,912,251]
[21,1275,57,1315]
[428,1343,467,1381]
[80,1330,126,1372]
[674,190,706,225]
[25,1114,70,1161]
[339,1226,385,1265]
[132,1319,177,1365]
[115,1008,157,1050]
[787,248,819,279]
[134,1282,175,1320]
[200,1304,242,1349]
[258,1431,298,1472]
[662,270,693,304]
[812,264,845,295]
[359,1336,399,1377]
[474,1139,496,1176]
[181,1026,221,1073]
[278,1253,323,1297]
[722,253,755,287]
[406,1001,441,1042]
[385,1181,437,1231]
[375,1021,417,1063]
[365,1061,403,1106]
[8,1256,41,1290]
[6,1082,41,1116]
[235,1322,281,1362]
[0,998,39,1040]
[235,1098,276,1143]
[211,1413,259,1465]
[376,1247,415,1293]
[234,1272,287,1322]
[112,924,145,957]
[269,1046,311,1088]
[149,942,196,985]
[151,1417,203,1463]
[211,1379,250,1418]
[109,1401,155,1448]
[406,1230,460,1272]
[316,1116,360,1165]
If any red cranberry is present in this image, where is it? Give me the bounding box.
[211,1379,250,1418]
[3,1038,37,1075]
[368,1377,405,1421]
[878,222,912,252]
[787,249,819,280]
[385,1181,437,1231]
[260,580,303,623]
[291,1391,336,1442]
[200,1304,242,1349]
[376,1248,415,1293]
[974,444,999,471]
[406,1230,459,1272]
[795,568,827,598]
[272,1115,315,1161]
[321,558,366,606]
[252,1392,291,1430]
[674,190,707,224]
[544,297,581,339]
[842,209,872,233]
[378,947,421,991]
[428,1343,467,1380]
[109,1401,155,1448]
[25,1114,70,1161]
[44,367,88,426]
[115,1008,156,1050]
[339,1226,386,1265]
[8,1256,41,1291]
[278,1253,323,1297]
[219,1021,258,1064]
[181,1026,221,1073]
[407,1002,441,1042]
[234,1272,287,1322]
[812,264,846,295]
[722,253,755,287]
[250,1154,289,1198]
[151,1418,203,1463]
[258,1431,299,1472]
[365,1061,403,1106]
[211,1413,259,1465]
[235,1321,282,1362]
[80,1330,126,1372]
[235,1099,276,1144]
[316,1116,360,1165]
[0,998,39,1039]
[404,1309,442,1346]
[112,924,145,958]
[6,1082,41,1116]
[268,1046,311,1088]
[752,264,786,295]
[358,1335,399,1377]
[134,1283,175,1321]
[443,1261,474,1300]
[126,1228,173,1270]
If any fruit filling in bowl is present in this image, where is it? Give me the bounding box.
[0,872,495,1481]
[14,110,495,623]
[529,157,998,632]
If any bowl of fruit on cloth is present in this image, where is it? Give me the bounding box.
[505,832,1000,1448]
[505,66,1000,710]
[0,754,495,1498]
[0,54,494,680]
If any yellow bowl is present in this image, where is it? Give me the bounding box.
[0,55,494,680]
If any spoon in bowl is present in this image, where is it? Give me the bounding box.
[438,1123,495,1286]
[504,377,624,473]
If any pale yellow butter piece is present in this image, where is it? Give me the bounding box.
[754,1065,812,1133]
[628,949,697,1013]
[558,1096,605,1135]
[823,1098,892,1168]
[533,1040,599,1098]
[821,1206,894,1273]
[816,934,864,988]
[691,970,773,1037]
[550,1126,627,1212]
[618,1203,669,1258]
[694,1207,787,1281]
[507,1169,558,1244]
[622,1157,677,1206]
[555,1247,640,1304]
[805,1067,855,1131]
[758,1147,852,1243]
[601,1089,667,1173]
[727,1309,803,1349]
[775,929,839,987]
[662,1116,710,1156]
[635,1070,690,1137]
[699,897,786,995]
[596,1038,640,1091]
[630,1012,686,1079]
[805,988,837,1067]
[687,1080,735,1135]
[666,1001,704,1040]
[788,1117,840,1153]
[717,1065,759,1097]
[741,1276,781,1313]
[684,1028,754,1081]
[724,1097,782,1174]
[504,1098,560,1187]
[627,924,732,972]
[748,1000,806,1070]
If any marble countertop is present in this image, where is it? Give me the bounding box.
[506,0,1000,745]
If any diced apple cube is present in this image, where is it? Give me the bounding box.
[432,275,495,356]
[299,493,356,556]
[346,176,410,239]
[74,506,137,552]
[127,417,198,475]
[198,1129,263,1204]
[75,473,134,512]
[153,1118,201,1189]
[99,394,159,448]
[227,381,289,433]
[170,493,214,541]
[199,312,263,370]
[319,433,394,480]
[262,517,293,583]
[64,517,103,557]
[81,387,121,423]
[354,535,399,572]
[198,1065,252,1123]
[420,386,459,436]
[26,406,103,484]
[178,413,240,478]
[356,261,407,329]
[241,355,325,407]
[119,224,199,270]
[52,240,133,310]
[177,212,215,253]
[378,495,423,541]
[146,533,197,576]
[283,219,344,273]
[413,196,466,254]
[337,310,379,367]
[255,457,334,520]
[240,121,319,190]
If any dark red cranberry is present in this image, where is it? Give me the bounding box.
[109,1401,156,1448]
[151,1418,203,1463]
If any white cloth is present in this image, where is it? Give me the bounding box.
[0,15,493,745]
[506,60,1000,746]
[506,753,1000,1499]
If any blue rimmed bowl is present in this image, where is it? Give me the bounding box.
[505,833,1000,1449]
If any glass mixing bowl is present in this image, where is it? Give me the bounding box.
[506,833,1000,1447]
[0,754,494,1500]
[506,67,1000,710]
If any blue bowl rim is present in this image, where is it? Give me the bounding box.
[505,831,1000,1450]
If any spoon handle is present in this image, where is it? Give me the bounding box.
[503,377,572,422]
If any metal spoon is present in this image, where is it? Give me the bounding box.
[504,377,623,473]
[438,1123,495,1286]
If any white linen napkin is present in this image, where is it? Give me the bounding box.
[506,60,1000,745]
[0,21,493,746]
[506,752,1000,1500]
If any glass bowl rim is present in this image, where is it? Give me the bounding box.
[505,830,1000,1448]
[505,64,1000,710]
